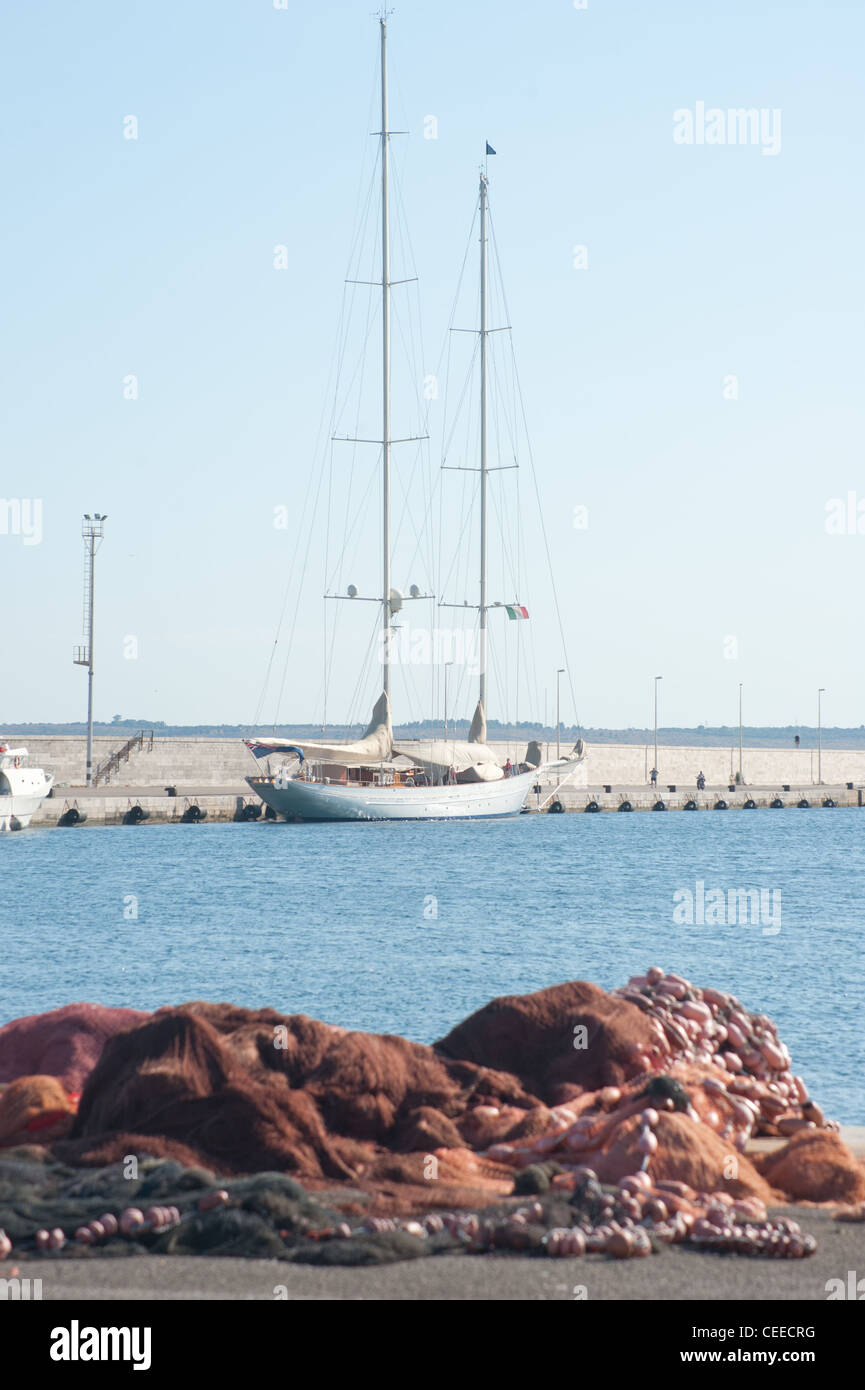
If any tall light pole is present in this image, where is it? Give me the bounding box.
[818,688,825,784]
[556,668,565,759]
[738,683,743,783]
[443,660,454,741]
[653,675,662,778]
[73,514,107,786]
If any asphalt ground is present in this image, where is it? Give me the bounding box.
[6,1206,862,1301]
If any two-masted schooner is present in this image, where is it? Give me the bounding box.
[245,18,584,821]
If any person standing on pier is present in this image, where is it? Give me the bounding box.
[650,767,658,788]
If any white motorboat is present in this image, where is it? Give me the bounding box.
[245,19,585,822]
[0,743,54,831]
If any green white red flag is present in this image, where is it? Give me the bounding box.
[505,604,529,620]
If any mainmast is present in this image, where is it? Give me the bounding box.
[380,16,391,703]
[478,170,489,713]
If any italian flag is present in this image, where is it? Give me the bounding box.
[505,604,529,620]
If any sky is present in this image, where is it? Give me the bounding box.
[1,0,863,732]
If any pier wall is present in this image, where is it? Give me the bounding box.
[15,735,865,791]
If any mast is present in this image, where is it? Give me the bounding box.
[380,16,391,703]
[478,170,489,712]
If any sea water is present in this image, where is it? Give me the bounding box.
[1,809,862,1121]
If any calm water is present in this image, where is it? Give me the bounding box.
[2,810,862,1121]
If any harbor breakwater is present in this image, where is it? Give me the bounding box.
[14,736,864,825]
[14,734,865,791]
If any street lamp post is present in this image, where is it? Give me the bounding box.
[556,668,565,759]
[738,683,743,783]
[818,688,825,784]
[73,514,107,786]
[653,675,662,779]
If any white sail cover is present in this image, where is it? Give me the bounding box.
[392,738,499,775]
[392,699,497,775]
[246,692,393,766]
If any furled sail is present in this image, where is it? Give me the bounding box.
[467,700,487,744]
[246,691,393,766]
[523,737,587,768]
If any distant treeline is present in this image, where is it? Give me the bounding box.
[4,719,865,748]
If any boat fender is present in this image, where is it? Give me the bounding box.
[618,800,633,813]
[549,799,564,814]
[743,799,757,809]
[683,799,697,811]
[714,799,728,810]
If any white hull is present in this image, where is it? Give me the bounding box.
[0,791,50,832]
[247,768,538,821]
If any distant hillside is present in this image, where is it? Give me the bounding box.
[4,719,865,749]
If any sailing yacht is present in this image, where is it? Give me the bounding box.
[245,19,584,822]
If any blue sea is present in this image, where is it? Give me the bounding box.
[2,810,863,1121]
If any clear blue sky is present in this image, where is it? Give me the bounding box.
[1,0,862,730]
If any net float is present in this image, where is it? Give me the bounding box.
[681,1000,712,1023]
[637,1129,658,1155]
[702,1076,727,1095]
[198,1189,230,1212]
[119,1208,145,1235]
[606,1229,634,1258]
[777,1115,815,1136]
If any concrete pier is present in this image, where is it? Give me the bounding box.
[13,733,863,825]
[33,785,263,827]
[523,782,862,813]
[14,733,865,790]
[29,778,862,826]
